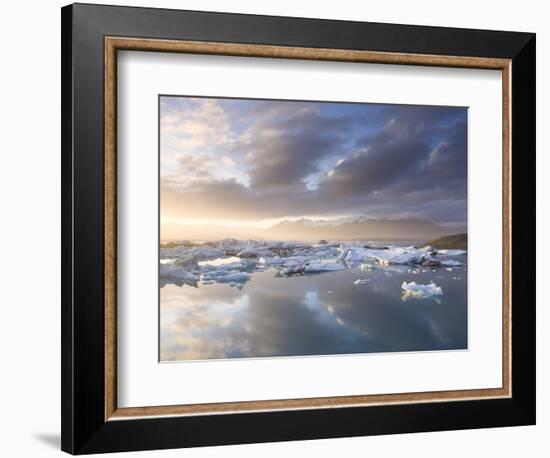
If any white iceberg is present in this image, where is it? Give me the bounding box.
[159,263,200,282]
[359,263,374,271]
[200,259,254,272]
[339,245,421,265]
[401,281,443,300]
[161,252,199,270]
[440,259,463,267]
[278,259,345,275]
[279,261,305,276]
[236,248,258,258]
[385,251,424,265]
[160,238,467,287]
[161,244,224,261]
[303,261,346,273]
[202,270,251,284]
[437,249,467,256]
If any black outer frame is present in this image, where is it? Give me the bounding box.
[61,3,536,454]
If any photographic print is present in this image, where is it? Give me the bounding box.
[159,95,468,362]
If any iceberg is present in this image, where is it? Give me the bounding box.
[437,249,467,256]
[440,259,462,267]
[401,281,443,301]
[159,238,467,287]
[202,270,251,284]
[303,261,346,273]
[200,259,254,272]
[161,244,224,261]
[236,248,258,258]
[279,261,305,276]
[278,259,345,275]
[341,245,426,268]
[386,251,424,265]
[160,263,200,282]
[354,279,370,285]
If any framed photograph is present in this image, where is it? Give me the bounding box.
[61,3,536,454]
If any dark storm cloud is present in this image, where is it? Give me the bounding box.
[424,119,467,180]
[319,122,426,196]
[311,112,468,223]
[320,114,467,196]
[160,97,468,224]
[242,109,354,188]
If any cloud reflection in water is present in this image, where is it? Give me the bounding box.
[160,265,467,361]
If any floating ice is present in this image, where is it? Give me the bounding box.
[160,263,200,282]
[359,263,374,271]
[199,256,242,267]
[354,279,370,285]
[278,259,345,275]
[161,244,223,261]
[200,259,254,272]
[236,248,258,258]
[160,239,466,287]
[437,249,467,256]
[401,281,443,301]
[279,261,306,276]
[440,259,462,267]
[202,271,251,284]
[303,261,346,273]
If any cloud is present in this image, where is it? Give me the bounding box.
[160,97,467,224]
[229,104,355,188]
[160,269,466,360]
[161,98,231,147]
[318,112,466,196]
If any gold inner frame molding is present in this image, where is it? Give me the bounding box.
[104,36,512,421]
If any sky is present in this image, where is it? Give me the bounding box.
[160,96,467,228]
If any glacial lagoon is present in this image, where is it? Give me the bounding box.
[160,240,468,361]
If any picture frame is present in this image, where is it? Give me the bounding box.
[61,3,536,454]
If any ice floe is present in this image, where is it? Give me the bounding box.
[202,270,251,284]
[440,259,463,267]
[236,248,258,258]
[159,263,200,286]
[160,239,467,288]
[303,261,346,273]
[401,281,443,301]
[437,249,467,256]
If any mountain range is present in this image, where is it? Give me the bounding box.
[264,216,463,240]
[161,216,466,242]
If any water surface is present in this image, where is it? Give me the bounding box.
[160,255,467,361]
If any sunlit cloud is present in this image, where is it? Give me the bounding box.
[160,96,467,228]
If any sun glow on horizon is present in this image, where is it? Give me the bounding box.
[160,213,361,229]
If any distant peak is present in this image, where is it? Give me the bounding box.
[335,215,369,225]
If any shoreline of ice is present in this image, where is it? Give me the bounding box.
[160,239,466,289]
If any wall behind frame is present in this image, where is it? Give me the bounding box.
[0,1,544,457]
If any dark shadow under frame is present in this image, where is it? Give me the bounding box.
[62,3,535,454]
